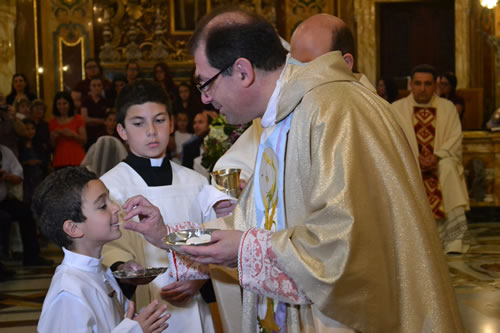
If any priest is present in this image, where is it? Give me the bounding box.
[126,9,465,333]
[391,64,469,254]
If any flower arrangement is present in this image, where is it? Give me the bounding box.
[201,115,250,171]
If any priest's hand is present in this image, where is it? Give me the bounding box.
[160,280,206,306]
[122,195,168,250]
[180,230,243,268]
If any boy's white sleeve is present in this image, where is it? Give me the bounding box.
[112,318,143,333]
[38,292,96,333]
[37,292,142,333]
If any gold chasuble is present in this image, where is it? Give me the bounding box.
[413,106,446,219]
[213,51,464,333]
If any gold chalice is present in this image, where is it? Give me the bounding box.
[210,168,242,199]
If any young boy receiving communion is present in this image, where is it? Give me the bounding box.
[33,167,170,333]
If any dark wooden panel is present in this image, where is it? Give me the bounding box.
[379,1,454,83]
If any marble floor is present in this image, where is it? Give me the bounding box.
[1,223,500,332]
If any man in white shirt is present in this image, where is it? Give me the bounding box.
[0,144,52,266]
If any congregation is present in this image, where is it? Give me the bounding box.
[0,59,217,282]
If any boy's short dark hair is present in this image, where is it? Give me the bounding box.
[32,167,98,248]
[115,80,170,126]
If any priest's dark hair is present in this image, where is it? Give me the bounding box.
[115,80,171,126]
[189,6,287,76]
[32,167,98,248]
[411,64,437,81]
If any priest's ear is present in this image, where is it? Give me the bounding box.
[62,219,84,239]
[233,58,255,88]
[342,53,354,71]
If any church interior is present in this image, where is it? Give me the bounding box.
[1,0,500,332]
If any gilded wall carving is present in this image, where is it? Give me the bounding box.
[285,0,332,40]
[0,0,16,97]
[94,0,280,66]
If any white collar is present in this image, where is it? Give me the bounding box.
[261,54,304,128]
[62,247,103,273]
[150,157,164,167]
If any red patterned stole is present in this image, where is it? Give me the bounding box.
[413,106,445,219]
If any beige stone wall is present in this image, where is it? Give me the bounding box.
[0,0,16,97]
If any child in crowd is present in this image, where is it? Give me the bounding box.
[15,98,31,120]
[101,81,226,333]
[102,111,120,139]
[33,167,170,333]
[171,112,193,164]
[18,119,44,209]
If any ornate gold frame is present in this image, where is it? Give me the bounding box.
[57,36,85,91]
[169,0,212,35]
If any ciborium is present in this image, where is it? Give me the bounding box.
[210,168,241,199]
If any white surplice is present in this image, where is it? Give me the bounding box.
[38,248,141,333]
[100,161,215,333]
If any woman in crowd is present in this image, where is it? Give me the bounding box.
[73,58,111,99]
[174,82,203,130]
[376,78,398,103]
[126,60,140,84]
[81,77,111,149]
[0,93,25,156]
[439,72,465,120]
[6,73,36,105]
[108,74,127,109]
[30,99,51,176]
[171,111,193,164]
[153,62,178,105]
[49,91,86,170]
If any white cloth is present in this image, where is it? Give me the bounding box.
[173,131,194,164]
[81,136,128,177]
[38,248,141,333]
[0,144,23,201]
[100,161,215,333]
[197,184,235,217]
[193,155,210,179]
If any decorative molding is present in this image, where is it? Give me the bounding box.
[53,23,89,90]
[57,36,85,91]
[285,0,332,40]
